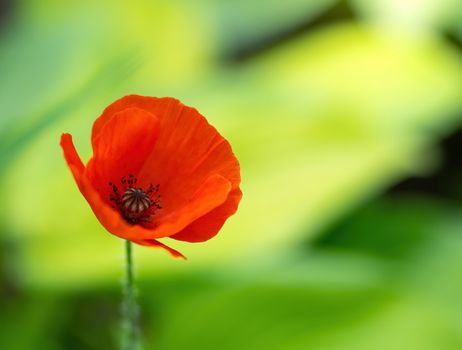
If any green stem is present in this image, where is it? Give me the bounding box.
[123,240,138,350]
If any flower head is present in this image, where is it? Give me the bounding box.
[60,95,242,258]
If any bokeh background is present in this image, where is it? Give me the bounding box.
[2,0,462,349]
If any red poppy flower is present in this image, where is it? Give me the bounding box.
[60,95,242,259]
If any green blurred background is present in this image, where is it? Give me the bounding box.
[2,0,462,349]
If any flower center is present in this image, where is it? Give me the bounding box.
[122,188,151,213]
[108,174,162,225]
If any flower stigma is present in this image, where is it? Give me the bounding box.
[108,174,162,225]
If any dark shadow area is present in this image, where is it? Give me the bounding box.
[0,0,14,32]
[312,122,462,258]
[224,0,355,64]
[389,126,462,201]
[57,292,119,350]
[0,237,21,303]
[443,30,462,54]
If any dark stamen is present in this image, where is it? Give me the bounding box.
[107,175,162,225]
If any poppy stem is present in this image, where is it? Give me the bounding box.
[122,240,139,350]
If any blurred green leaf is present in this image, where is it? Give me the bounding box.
[313,195,458,259]
[152,283,391,350]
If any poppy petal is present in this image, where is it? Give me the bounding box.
[133,238,186,259]
[171,188,242,242]
[61,134,232,246]
[60,133,85,189]
[64,95,241,256]
[92,95,241,225]
[60,134,158,240]
[87,107,160,204]
[148,174,232,237]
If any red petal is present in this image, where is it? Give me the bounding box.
[171,188,242,242]
[91,95,241,228]
[60,134,165,242]
[60,133,85,188]
[145,174,232,237]
[133,239,186,259]
[60,135,232,244]
[64,95,242,250]
[86,107,160,204]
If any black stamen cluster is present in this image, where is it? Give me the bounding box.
[108,174,162,225]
